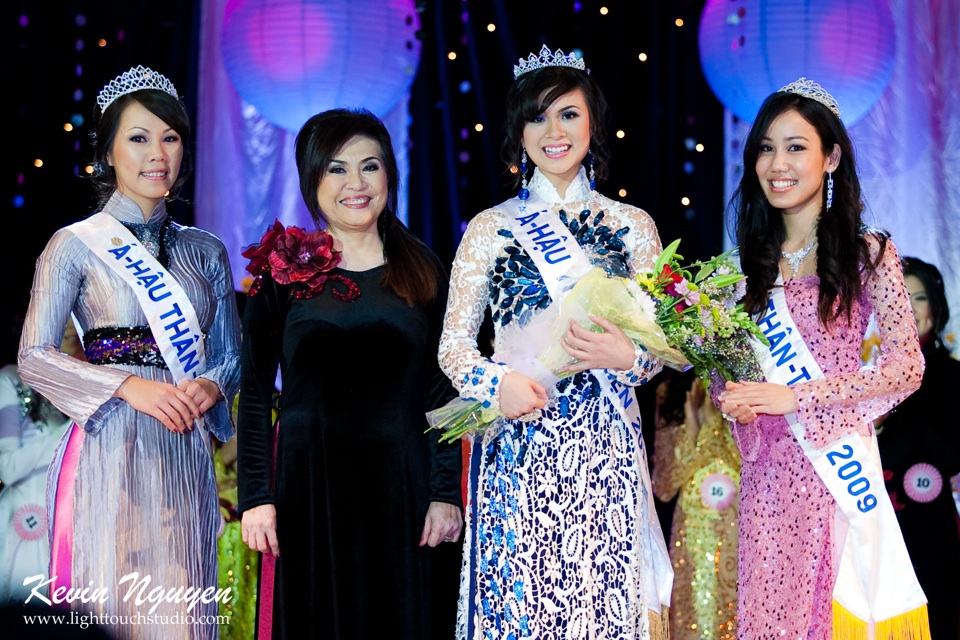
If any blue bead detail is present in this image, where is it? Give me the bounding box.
[514,580,524,600]
[492,207,633,330]
[518,188,529,200]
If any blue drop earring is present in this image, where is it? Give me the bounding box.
[518,147,530,200]
[825,171,834,211]
[588,151,596,191]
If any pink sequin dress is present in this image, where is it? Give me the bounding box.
[730,237,923,639]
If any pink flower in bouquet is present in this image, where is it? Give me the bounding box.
[666,279,700,312]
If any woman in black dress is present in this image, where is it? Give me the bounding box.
[877,257,960,639]
[237,109,463,639]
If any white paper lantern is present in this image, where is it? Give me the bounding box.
[221,0,421,131]
[698,0,895,125]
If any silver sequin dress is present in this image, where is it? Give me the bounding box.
[18,191,241,639]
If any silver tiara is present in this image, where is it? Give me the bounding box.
[513,45,586,79]
[96,65,179,114]
[778,77,841,118]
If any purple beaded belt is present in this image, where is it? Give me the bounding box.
[84,326,168,369]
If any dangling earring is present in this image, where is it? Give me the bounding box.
[825,170,834,211]
[588,151,596,191]
[518,147,530,200]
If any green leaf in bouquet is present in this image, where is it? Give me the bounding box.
[654,238,683,275]
[694,263,715,283]
[708,273,746,289]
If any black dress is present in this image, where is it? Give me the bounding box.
[238,264,462,639]
[878,340,960,639]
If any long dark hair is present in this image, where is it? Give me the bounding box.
[501,65,609,188]
[902,256,950,343]
[730,90,887,326]
[91,89,192,208]
[295,108,438,306]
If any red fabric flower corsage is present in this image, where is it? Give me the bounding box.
[242,219,360,301]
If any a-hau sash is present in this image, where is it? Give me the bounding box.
[68,212,207,384]
[501,192,674,619]
[752,279,929,639]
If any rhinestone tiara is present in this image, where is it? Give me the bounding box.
[96,65,179,114]
[778,77,841,118]
[513,45,586,79]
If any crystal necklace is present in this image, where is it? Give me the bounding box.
[782,236,817,278]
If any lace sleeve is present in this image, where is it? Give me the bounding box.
[793,237,924,444]
[608,200,664,386]
[438,209,513,412]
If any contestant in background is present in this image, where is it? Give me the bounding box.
[719,79,926,638]
[0,322,83,604]
[652,372,739,639]
[876,256,960,640]
[18,66,240,639]
[439,46,671,639]
[237,108,462,639]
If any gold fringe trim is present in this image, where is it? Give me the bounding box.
[875,603,931,640]
[648,606,670,640]
[832,600,932,640]
[832,600,868,640]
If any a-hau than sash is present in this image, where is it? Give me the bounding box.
[68,212,207,384]
[752,280,929,640]
[500,192,674,617]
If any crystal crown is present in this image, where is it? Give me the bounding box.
[96,65,179,114]
[778,77,841,118]
[513,45,586,79]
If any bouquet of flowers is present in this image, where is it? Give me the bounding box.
[632,239,768,383]
[427,240,767,443]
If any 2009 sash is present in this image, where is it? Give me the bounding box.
[501,194,674,616]
[752,280,927,633]
[68,212,207,384]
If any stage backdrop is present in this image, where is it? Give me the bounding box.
[703,0,960,349]
[195,0,421,290]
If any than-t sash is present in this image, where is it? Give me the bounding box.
[500,193,674,617]
[752,279,929,637]
[68,211,207,384]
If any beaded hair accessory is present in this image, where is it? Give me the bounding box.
[778,77,841,119]
[514,45,586,79]
[96,65,179,114]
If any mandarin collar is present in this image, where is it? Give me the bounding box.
[102,191,168,225]
[528,166,592,205]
